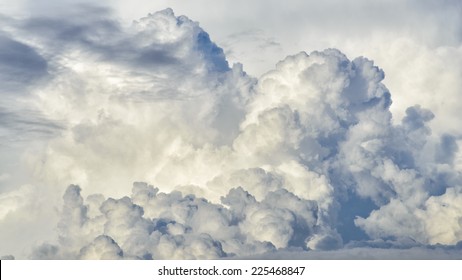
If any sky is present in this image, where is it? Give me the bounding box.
[0,0,461,259]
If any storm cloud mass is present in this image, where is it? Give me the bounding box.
[1,3,462,259]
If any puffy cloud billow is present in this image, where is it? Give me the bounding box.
[0,7,462,259]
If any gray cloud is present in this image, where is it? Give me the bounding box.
[0,34,48,93]
[0,106,63,142]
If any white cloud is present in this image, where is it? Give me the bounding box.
[0,4,461,259]
[79,235,123,260]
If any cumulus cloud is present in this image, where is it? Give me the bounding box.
[0,6,462,259]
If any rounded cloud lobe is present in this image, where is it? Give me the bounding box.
[1,8,462,259]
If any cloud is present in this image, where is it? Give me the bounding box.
[0,5,461,259]
[79,235,124,260]
[0,31,58,142]
[0,255,15,260]
[0,34,48,93]
[244,245,462,260]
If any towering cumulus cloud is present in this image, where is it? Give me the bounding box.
[0,8,461,259]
